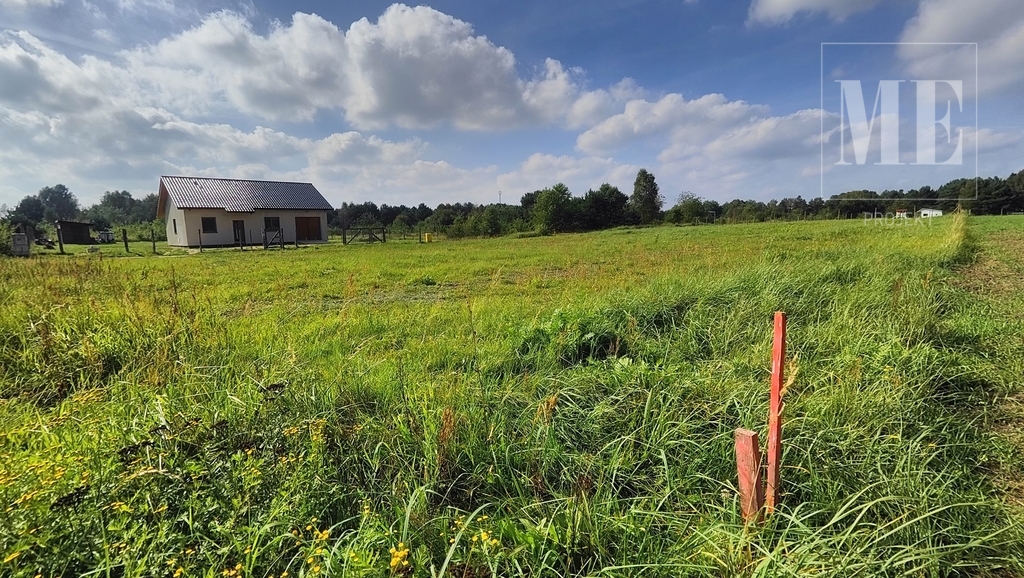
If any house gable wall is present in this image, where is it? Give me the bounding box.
[164,197,188,246]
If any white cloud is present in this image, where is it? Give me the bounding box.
[897,0,1024,95]
[566,78,645,130]
[342,4,525,129]
[496,153,640,195]
[93,28,115,42]
[124,11,349,122]
[963,126,1022,154]
[702,108,827,161]
[0,0,62,9]
[109,4,626,130]
[576,93,769,156]
[747,0,881,25]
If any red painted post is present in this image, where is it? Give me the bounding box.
[734,428,764,523]
[766,311,786,512]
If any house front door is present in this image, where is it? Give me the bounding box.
[232,220,245,245]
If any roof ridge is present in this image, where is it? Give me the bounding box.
[160,175,314,186]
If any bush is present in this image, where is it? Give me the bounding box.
[120,220,167,242]
[0,221,12,256]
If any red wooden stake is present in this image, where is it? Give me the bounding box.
[766,311,786,512]
[734,428,764,523]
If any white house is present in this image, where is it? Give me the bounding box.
[157,176,333,247]
[919,208,943,218]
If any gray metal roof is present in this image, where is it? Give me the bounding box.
[159,176,333,212]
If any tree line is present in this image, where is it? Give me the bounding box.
[328,168,1024,237]
[323,169,664,238]
[1,186,162,241]
[3,168,1022,243]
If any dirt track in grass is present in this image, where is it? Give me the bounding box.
[957,219,1024,509]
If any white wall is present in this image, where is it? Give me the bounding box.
[164,200,188,246]
[168,208,328,247]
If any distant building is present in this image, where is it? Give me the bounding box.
[919,209,943,218]
[156,176,333,248]
[55,220,94,244]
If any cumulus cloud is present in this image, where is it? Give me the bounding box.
[0,26,439,200]
[897,0,1024,95]
[343,4,525,129]
[576,93,769,156]
[108,4,625,130]
[747,0,881,24]
[702,108,828,161]
[123,11,348,121]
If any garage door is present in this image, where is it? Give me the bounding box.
[295,217,322,241]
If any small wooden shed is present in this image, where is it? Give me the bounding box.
[55,220,94,244]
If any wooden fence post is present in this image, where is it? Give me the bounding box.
[151,227,156,254]
[734,428,764,523]
[198,229,203,253]
[122,228,129,253]
[56,222,65,254]
[766,311,786,512]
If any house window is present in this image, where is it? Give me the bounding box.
[172,219,177,234]
[202,217,217,234]
[264,216,280,231]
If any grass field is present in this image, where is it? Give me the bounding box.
[2,215,1023,577]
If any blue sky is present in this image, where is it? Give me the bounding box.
[0,0,1021,208]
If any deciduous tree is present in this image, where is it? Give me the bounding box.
[629,169,663,224]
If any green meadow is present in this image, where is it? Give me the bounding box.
[2,215,1023,577]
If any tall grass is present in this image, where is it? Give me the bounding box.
[0,215,1020,576]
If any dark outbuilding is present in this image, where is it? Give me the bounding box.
[55,220,94,245]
